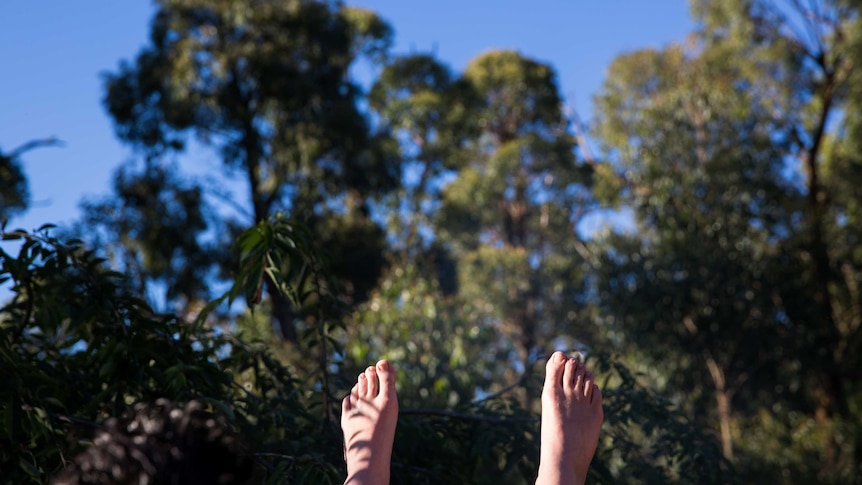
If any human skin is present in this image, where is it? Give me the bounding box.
[535,352,604,485]
[341,360,399,485]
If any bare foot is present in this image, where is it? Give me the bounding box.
[342,360,399,485]
[535,352,603,485]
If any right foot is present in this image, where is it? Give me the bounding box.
[535,352,603,485]
[342,360,399,485]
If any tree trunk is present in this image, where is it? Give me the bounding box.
[232,74,300,345]
[516,302,536,411]
[803,69,843,475]
[683,316,734,459]
[705,354,734,460]
[268,279,298,344]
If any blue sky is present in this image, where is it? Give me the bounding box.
[0,1,695,233]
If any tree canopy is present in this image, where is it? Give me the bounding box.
[2,0,861,483]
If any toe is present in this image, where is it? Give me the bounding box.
[573,362,586,396]
[376,360,396,398]
[545,351,567,391]
[584,370,594,399]
[342,393,352,414]
[366,366,379,397]
[358,372,368,397]
[563,358,578,392]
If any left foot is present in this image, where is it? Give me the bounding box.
[342,360,399,485]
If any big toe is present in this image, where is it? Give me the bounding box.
[545,351,567,391]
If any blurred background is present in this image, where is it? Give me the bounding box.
[2,0,860,483]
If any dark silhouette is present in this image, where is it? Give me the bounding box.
[52,399,253,485]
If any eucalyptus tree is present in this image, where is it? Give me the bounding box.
[690,1,862,476]
[592,0,862,478]
[77,162,220,315]
[433,50,595,409]
[593,41,798,461]
[368,54,478,259]
[94,0,398,343]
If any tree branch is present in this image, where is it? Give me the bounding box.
[9,137,64,159]
[400,408,538,424]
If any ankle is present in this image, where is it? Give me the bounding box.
[536,462,582,485]
[344,467,390,485]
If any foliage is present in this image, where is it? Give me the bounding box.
[0,151,29,221]
[0,139,62,222]
[344,259,732,484]
[0,221,730,483]
[0,225,341,483]
[76,161,220,312]
[95,0,398,342]
[427,50,597,414]
[591,0,862,479]
[6,0,862,482]
[369,53,478,255]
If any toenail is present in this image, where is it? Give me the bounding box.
[553,352,566,363]
[377,360,390,371]
[359,373,366,379]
